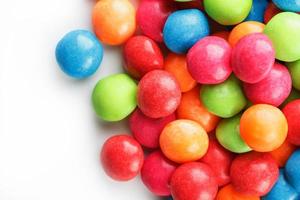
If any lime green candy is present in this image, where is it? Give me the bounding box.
[204,0,252,25]
[200,76,247,118]
[92,73,137,122]
[287,59,300,90]
[264,12,300,62]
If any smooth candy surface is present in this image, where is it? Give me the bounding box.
[101,135,144,181]
[92,74,137,121]
[55,30,103,79]
[285,150,300,192]
[163,9,210,54]
[273,0,300,12]
[187,36,232,84]
[245,0,268,22]
[217,184,260,200]
[282,100,300,146]
[287,59,300,90]
[270,140,297,167]
[231,33,275,84]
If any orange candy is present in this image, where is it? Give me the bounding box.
[217,184,260,200]
[176,86,220,132]
[240,104,288,152]
[160,119,209,163]
[92,0,136,45]
[270,139,297,167]
[228,21,265,46]
[212,31,230,40]
[164,53,197,92]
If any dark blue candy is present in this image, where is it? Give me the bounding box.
[273,0,300,12]
[56,30,103,79]
[245,0,268,22]
[285,149,300,193]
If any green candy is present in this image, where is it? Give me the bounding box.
[281,88,300,107]
[216,115,251,153]
[200,75,247,118]
[204,0,252,25]
[264,12,300,62]
[287,59,300,90]
[92,73,137,122]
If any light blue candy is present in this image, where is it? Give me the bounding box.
[285,150,300,193]
[245,0,268,22]
[273,0,300,12]
[163,9,210,54]
[56,30,103,79]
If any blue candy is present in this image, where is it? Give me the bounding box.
[56,30,103,79]
[286,149,300,193]
[163,9,210,54]
[245,0,268,22]
[263,169,299,200]
[273,0,300,12]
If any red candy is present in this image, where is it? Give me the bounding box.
[282,100,300,146]
[137,0,176,43]
[101,135,144,181]
[129,108,176,149]
[243,62,292,107]
[137,70,181,118]
[187,36,232,84]
[141,151,177,196]
[200,137,234,187]
[231,33,275,84]
[170,162,218,200]
[123,35,164,79]
[230,152,279,196]
[264,2,281,24]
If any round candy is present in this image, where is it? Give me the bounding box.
[216,114,252,153]
[282,100,300,145]
[55,30,103,79]
[264,2,282,23]
[240,104,288,152]
[228,21,265,46]
[177,86,220,132]
[101,135,144,181]
[287,59,300,90]
[187,36,232,84]
[204,0,252,25]
[285,150,300,193]
[160,119,209,163]
[129,109,176,149]
[243,62,292,107]
[137,0,176,42]
[270,139,296,167]
[141,151,177,196]
[170,162,218,200]
[273,0,300,12]
[164,53,197,92]
[200,75,247,118]
[92,74,137,121]
[92,0,136,45]
[137,70,181,118]
[244,0,268,22]
[264,12,300,62]
[217,184,260,200]
[230,152,279,196]
[123,35,164,79]
[231,33,275,83]
[163,9,210,54]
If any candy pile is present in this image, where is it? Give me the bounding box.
[55,0,300,199]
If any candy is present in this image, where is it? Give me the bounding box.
[137,70,181,118]
[170,162,218,200]
[216,114,251,153]
[204,0,252,25]
[244,0,268,22]
[264,12,300,62]
[217,184,260,200]
[282,100,300,146]
[243,62,292,107]
[123,35,164,79]
[55,30,103,79]
[240,104,288,152]
[264,2,281,23]
[231,33,275,84]
[160,119,209,163]
[270,140,296,167]
[164,53,197,92]
[92,0,136,45]
[163,9,210,54]
[212,31,230,40]
[281,88,300,107]
[176,86,220,132]
[273,0,300,12]
[187,36,232,84]
[200,75,247,118]
[141,151,177,196]
[92,74,137,121]
[230,152,279,196]
[285,150,300,193]
[129,109,176,149]
[100,135,144,181]
[287,59,300,90]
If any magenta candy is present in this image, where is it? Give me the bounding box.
[129,109,176,148]
[137,70,181,118]
[187,36,232,84]
[231,33,275,83]
[137,0,176,43]
[141,151,177,196]
[244,62,292,107]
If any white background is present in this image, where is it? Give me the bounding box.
[0,0,162,199]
